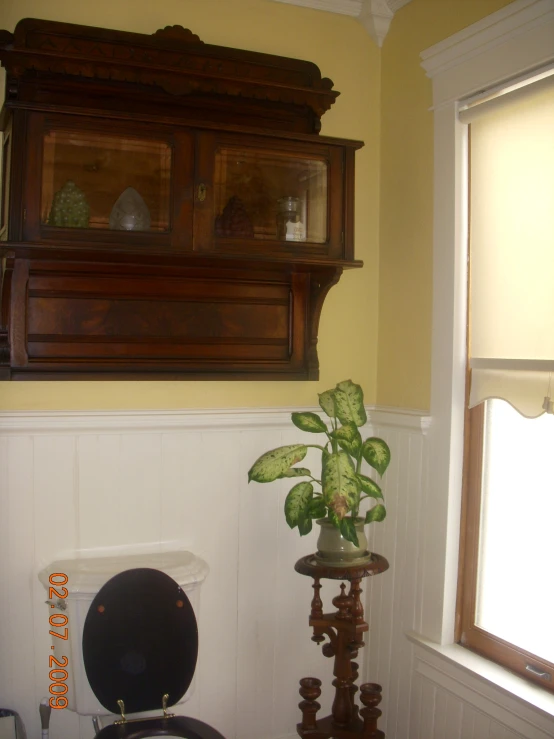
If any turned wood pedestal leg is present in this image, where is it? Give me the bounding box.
[360,683,384,739]
[299,678,322,731]
[294,555,389,739]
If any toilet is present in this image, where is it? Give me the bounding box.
[38,551,226,739]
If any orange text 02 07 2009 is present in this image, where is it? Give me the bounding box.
[48,572,69,709]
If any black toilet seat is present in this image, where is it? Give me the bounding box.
[83,567,226,739]
[95,716,226,739]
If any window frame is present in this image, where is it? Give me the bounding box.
[418,0,554,660]
[458,402,554,691]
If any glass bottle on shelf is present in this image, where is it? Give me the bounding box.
[276,196,306,242]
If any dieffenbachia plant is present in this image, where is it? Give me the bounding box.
[247,379,391,545]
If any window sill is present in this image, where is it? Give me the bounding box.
[407,631,554,735]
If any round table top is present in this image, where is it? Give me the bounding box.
[294,553,389,581]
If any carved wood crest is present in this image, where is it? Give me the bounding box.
[0,18,339,131]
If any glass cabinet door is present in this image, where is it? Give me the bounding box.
[213,146,328,244]
[40,129,172,233]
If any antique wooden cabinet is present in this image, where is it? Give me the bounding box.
[0,19,363,380]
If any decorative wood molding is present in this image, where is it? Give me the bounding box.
[270,0,413,46]
[0,256,11,377]
[0,405,430,434]
[2,18,339,123]
[0,328,9,368]
[307,267,343,379]
[151,25,204,43]
[421,0,554,80]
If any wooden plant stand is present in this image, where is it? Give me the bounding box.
[294,554,389,739]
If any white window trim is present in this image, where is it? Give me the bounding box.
[416,0,554,681]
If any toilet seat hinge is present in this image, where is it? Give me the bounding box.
[115,700,126,724]
[162,693,174,719]
[113,696,175,725]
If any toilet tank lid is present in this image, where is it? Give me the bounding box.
[38,551,209,594]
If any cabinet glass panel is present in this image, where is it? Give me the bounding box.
[41,131,171,232]
[214,147,328,244]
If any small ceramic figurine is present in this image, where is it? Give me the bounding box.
[47,180,90,228]
[109,187,151,231]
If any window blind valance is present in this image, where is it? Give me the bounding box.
[465,72,554,417]
[469,361,554,418]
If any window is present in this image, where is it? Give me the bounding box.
[457,69,554,690]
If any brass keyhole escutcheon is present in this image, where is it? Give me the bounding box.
[197,183,207,202]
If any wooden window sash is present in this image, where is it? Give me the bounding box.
[457,402,554,692]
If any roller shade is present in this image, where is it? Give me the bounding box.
[464,72,554,417]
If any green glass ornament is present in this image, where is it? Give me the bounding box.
[48,180,90,228]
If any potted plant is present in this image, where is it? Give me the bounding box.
[247,379,390,565]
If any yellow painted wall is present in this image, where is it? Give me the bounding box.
[0,0,380,410]
[376,0,515,410]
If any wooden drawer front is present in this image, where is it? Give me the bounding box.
[26,272,293,368]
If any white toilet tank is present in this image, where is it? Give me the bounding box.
[38,550,209,716]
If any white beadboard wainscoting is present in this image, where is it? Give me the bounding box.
[409,638,554,739]
[1,406,553,739]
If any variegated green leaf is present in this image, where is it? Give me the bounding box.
[332,422,362,457]
[308,496,327,519]
[291,411,328,434]
[278,467,311,479]
[357,473,383,499]
[298,516,313,536]
[339,517,359,546]
[365,504,386,523]
[248,444,307,483]
[338,440,358,458]
[284,482,313,528]
[334,380,367,427]
[361,437,391,476]
[318,389,336,418]
[322,451,360,520]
